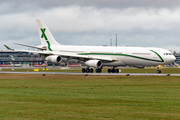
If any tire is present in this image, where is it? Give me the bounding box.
[112,69,115,73]
[96,68,102,73]
[96,69,99,73]
[156,70,161,74]
[90,68,93,73]
[98,68,102,73]
[115,69,119,73]
[82,68,86,73]
[108,69,111,73]
[86,68,90,73]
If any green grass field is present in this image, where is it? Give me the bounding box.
[0,74,180,119]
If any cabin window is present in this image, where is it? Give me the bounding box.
[164,53,172,55]
[132,53,151,55]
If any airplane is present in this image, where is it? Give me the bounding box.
[10,55,15,61]
[9,55,21,67]
[9,55,15,67]
[4,19,176,73]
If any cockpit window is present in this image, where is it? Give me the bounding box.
[164,53,172,55]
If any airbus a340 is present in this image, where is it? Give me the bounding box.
[4,19,176,73]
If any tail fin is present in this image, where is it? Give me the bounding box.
[10,55,15,60]
[36,19,60,47]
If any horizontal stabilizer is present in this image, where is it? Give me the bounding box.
[4,44,14,50]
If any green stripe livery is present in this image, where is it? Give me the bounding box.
[41,28,48,40]
[78,50,164,62]
[41,28,53,51]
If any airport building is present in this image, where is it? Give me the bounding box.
[0,51,45,67]
[0,51,71,67]
[174,53,180,66]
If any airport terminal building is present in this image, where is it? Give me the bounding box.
[0,51,71,67]
[0,51,45,67]
[174,53,180,66]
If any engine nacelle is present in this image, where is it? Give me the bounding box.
[45,55,62,63]
[85,60,102,68]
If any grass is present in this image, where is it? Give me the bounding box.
[0,74,180,119]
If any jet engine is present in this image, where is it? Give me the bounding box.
[45,55,62,63]
[85,60,102,68]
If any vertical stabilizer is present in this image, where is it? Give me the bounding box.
[10,55,15,60]
[36,19,60,47]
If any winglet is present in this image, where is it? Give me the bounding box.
[4,44,14,51]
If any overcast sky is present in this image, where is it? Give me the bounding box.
[1,0,180,52]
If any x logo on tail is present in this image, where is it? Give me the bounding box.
[41,28,48,40]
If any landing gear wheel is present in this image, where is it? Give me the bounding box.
[90,68,93,73]
[156,70,161,74]
[107,68,119,73]
[112,69,115,73]
[108,69,111,73]
[82,68,86,73]
[96,68,102,73]
[115,69,119,73]
[86,68,90,73]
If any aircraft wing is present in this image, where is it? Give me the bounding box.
[14,43,47,51]
[4,45,114,61]
[59,52,114,61]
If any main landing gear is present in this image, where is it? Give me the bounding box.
[107,68,119,73]
[82,67,120,73]
[82,68,102,73]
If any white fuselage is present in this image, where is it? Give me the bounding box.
[49,45,176,67]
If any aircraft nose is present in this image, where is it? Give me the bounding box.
[164,55,176,64]
[171,55,176,62]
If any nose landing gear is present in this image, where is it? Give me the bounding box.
[156,65,162,74]
[156,69,161,74]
